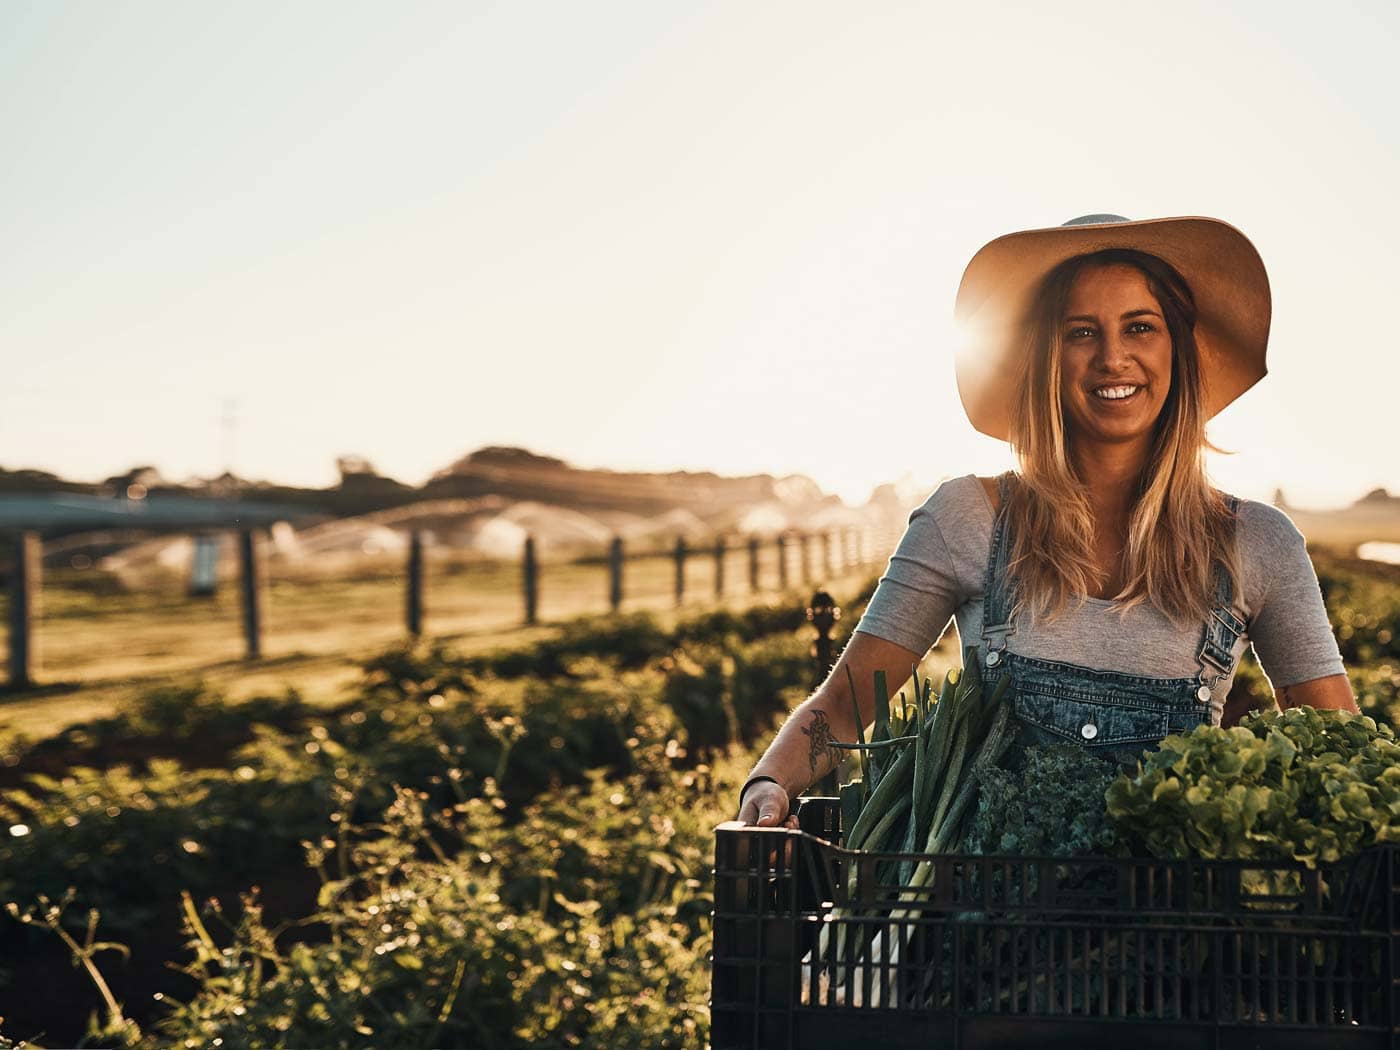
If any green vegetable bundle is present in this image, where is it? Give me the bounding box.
[811,647,1014,1002]
[833,646,1013,860]
[1106,706,1400,866]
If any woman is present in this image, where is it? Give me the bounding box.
[737,214,1357,829]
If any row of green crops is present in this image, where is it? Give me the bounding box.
[1318,556,1400,666]
[0,585,876,1048]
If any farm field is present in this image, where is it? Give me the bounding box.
[0,541,882,743]
[0,549,1392,1047]
[0,568,936,1048]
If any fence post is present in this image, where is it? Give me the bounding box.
[858,528,869,567]
[674,536,687,607]
[6,531,39,690]
[238,528,263,660]
[406,531,423,637]
[807,590,842,794]
[713,535,725,599]
[748,536,760,593]
[609,537,623,612]
[822,531,834,580]
[800,532,812,585]
[777,534,789,591]
[523,536,538,625]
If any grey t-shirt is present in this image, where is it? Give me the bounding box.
[853,474,1346,724]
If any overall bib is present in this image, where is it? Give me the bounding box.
[979,473,1244,770]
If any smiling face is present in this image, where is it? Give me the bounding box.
[1057,263,1174,455]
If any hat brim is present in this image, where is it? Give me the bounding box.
[953,216,1271,442]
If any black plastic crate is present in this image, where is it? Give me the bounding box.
[711,797,1400,1049]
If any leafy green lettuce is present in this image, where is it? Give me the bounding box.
[1106,707,1400,866]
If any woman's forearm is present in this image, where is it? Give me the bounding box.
[1277,673,1358,713]
[745,692,854,798]
[739,631,923,808]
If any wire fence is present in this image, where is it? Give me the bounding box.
[1,523,904,691]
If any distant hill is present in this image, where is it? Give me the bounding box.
[1284,488,1400,549]
[423,446,840,529]
[0,467,90,496]
[0,448,910,557]
[1,448,842,518]
[13,451,1400,554]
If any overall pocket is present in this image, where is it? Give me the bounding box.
[1013,690,1170,747]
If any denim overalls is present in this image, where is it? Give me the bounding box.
[979,474,1244,769]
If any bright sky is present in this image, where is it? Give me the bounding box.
[3,1,1398,509]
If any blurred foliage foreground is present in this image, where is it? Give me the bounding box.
[0,583,871,1048]
[0,552,1397,1048]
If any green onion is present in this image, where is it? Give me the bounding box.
[843,664,872,805]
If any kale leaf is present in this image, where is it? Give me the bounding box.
[959,744,1119,857]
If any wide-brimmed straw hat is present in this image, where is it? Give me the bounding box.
[952,214,1272,442]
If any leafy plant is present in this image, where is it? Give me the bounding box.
[1106,707,1400,865]
[1317,559,1400,665]
[1351,662,1400,728]
[5,892,141,1048]
[151,763,730,1049]
[2,684,312,779]
[0,760,329,931]
[960,744,1119,857]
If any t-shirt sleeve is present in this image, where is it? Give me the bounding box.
[1243,504,1346,688]
[851,482,969,656]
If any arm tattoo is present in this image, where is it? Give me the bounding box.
[801,710,839,775]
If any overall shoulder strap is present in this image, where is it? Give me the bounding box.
[1197,494,1245,683]
[981,472,1019,651]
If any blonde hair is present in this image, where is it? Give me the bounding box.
[1005,248,1241,626]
